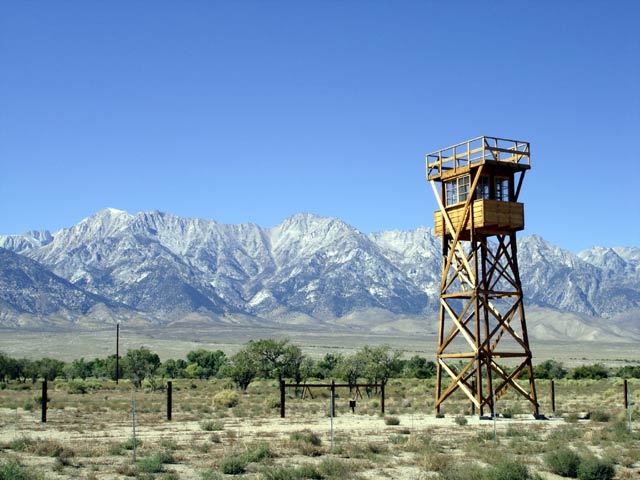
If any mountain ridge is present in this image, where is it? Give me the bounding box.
[1,208,638,340]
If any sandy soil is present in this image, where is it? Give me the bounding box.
[0,406,571,479]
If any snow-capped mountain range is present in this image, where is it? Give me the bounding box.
[1,208,638,340]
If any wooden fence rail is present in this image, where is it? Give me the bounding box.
[279,380,385,418]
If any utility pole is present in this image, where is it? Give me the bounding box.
[116,322,120,384]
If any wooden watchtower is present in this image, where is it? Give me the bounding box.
[426,136,539,416]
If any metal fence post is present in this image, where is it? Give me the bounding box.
[131,394,137,463]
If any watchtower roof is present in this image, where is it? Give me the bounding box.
[426,136,530,181]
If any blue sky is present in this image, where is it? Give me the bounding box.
[1,1,638,252]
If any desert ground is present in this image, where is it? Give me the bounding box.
[1,375,638,479]
[2,325,639,478]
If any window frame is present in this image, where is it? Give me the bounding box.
[495,176,510,202]
[444,175,474,206]
[474,175,490,200]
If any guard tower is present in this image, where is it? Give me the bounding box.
[426,136,538,416]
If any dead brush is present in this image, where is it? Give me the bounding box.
[288,430,323,456]
[384,416,400,425]
[8,437,74,459]
[420,450,452,473]
[344,441,388,460]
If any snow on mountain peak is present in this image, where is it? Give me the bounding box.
[105,207,128,215]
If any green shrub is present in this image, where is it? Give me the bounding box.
[212,390,240,408]
[243,442,271,463]
[265,396,281,409]
[137,453,165,473]
[86,379,103,390]
[616,365,640,378]
[8,437,35,452]
[200,469,223,480]
[160,438,178,450]
[219,454,247,475]
[160,473,179,480]
[589,410,610,423]
[544,448,581,477]
[261,465,323,480]
[577,457,615,480]
[295,465,323,479]
[437,463,485,480]
[290,430,322,446]
[505,425,534,439]
[0,459,40,480]
[501,407,515,419]
[260,467,297,480]
[454,414,468,426]
[384,416,400,425]
[200,420,223,431]
[570,364,608,380]
[121,437,142,450]
[218,443,270,475]
[389,434,408,444]
[318,457,356,478]
[32,394,50,405]
[66,380,88,394]
[156,450,175,464]
[490,459,539,480]
[534,360,568,379]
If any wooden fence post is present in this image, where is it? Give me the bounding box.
[471,380,477,415]
[624,379,628,409]
[330,380,336,417]
[381,381,385,414]
[41,380,47,423]
[551,380,555,414]
[167,381,172,421]
[280,380,285,418]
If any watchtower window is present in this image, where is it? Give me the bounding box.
[445,175,471,206]
[475,176,490,200]
[495,177,510,202]
[446,181,457,205]
[458,175,470,202]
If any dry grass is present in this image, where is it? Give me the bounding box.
[0,378,638,478]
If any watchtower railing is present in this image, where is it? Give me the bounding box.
[426,136,530,179]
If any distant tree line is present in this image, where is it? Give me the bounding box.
[0,343,638,391]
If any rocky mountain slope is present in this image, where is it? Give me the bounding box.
[1,208,638,340]
[0,248,122,327]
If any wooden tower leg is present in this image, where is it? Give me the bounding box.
[431,191,538,416]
